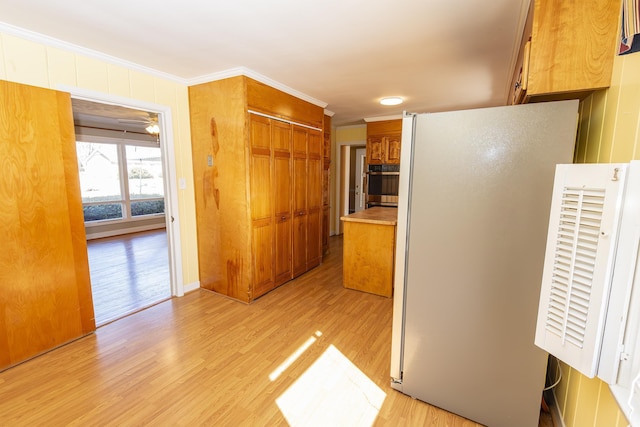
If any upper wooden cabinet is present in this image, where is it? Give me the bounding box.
[510,0,620,104]
[189,76,324,303]
[366,119,402,165]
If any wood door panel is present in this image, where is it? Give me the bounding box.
[292,126,307,157]
[274,156,291,216]
[252,220,274,298]
[274,216,292,285]
[0,80,94,369]
[250,154,271,220]
[367,136,384,164]
[308,129,323,158]
[271,120,291,153]
[386,136,401,164]
[292,214,307,277]
[306,208,322,269]
[293,157,307,214]
[307,158,322,210]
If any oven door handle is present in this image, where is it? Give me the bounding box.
[366,171,400,176]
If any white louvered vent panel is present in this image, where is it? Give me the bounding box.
[535,164,627,379]
[544,187,605,348]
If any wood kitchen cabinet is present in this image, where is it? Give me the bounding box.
[341,207,397,297]
[189,76,324,303]
[510,0,620,104]
[366,119,402,165]
[292,125,323,277]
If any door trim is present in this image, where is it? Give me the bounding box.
[58,85,185,297]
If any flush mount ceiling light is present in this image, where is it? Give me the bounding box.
[380,97,403,106]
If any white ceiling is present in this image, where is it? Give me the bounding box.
[0,0,530,126]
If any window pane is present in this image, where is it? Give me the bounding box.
[126,145,164,200]
[131,200,165,217]
[82,203,123,221]
[76,142,122,203]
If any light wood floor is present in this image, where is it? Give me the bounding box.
[0,236,548,426]
[87,229,171,326]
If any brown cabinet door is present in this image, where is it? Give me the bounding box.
[292,126,308,277]
[0,81,95,370]
[272,120,292,286]
[367,136,385,164]
[249,115,274,297]
[386,136,402,164]
[307,130,323,268]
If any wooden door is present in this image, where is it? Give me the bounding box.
[0,80,95,370]
[306,129,323,269]
[292,126,308,277]
[386,136,402,164]
[249,114,274,298]
[367,136,385,164]
[272,120,292,286]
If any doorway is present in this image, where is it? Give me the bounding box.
[354,148,366,212]
[70,96,180,326]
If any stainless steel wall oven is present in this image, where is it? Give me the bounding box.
[366,164,400,207]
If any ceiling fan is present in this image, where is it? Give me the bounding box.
[117,115,160,135]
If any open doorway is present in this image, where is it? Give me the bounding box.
[353,148,366,213]
[71,98,174,326]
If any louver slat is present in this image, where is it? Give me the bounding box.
[545,187,604,346]
[535,164,626,378]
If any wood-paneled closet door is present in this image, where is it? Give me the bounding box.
[0,80,95,370]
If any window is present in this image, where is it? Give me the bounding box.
[77,141,164,223]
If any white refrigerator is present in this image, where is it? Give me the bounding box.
[390,100,579,427]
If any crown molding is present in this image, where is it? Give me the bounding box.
[0,21,189,85]
[0,22,329,110]
[188,66,328,109]
[324,109,335,117]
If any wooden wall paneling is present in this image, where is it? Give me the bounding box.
[272,120,293,286]
[246,78,323,129]
[292,126,308,277]
[188,77,252,302]
[0,80,94,370]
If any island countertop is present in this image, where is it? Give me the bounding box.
[340,207,398,226]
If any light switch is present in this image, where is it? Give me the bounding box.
[179,178,186,189]
[207,155,213,167]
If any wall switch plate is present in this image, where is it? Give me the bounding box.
[207,155,213,167]
[179,178,186,189]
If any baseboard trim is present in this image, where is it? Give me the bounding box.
[183,281,200,294]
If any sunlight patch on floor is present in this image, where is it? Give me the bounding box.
[276,344,386,427]
[269,335,318,381]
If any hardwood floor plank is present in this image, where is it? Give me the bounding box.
[87,229,171,325]
[0,235,532,426]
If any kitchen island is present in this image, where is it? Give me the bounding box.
[340,207,397,297]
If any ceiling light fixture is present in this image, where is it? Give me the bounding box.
[145,124,160,135]
[380,97,403,106]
